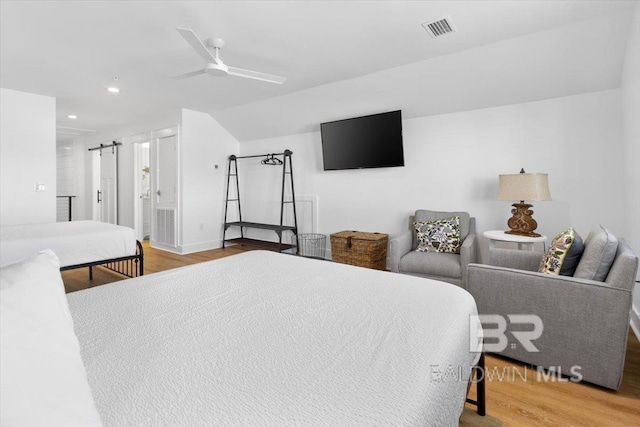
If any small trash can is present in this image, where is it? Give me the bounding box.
[293,233,327,260]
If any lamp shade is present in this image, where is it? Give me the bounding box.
[498,173,551,202]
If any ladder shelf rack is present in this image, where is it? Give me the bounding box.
[222,150,298,253]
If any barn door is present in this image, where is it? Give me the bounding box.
[92,142,118,224]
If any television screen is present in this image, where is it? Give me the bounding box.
[320,110,404,171]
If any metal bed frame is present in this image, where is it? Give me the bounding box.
[466,352,487,416]
[60,240,144,279]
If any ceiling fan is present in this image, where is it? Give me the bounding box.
[173,27,286,85]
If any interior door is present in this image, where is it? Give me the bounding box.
[156,135,177,206]
[150,134,178,248]
[93,144,118,224]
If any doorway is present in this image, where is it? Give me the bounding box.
[131,126,179,251]
[135,141,151,241]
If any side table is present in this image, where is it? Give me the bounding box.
[483,230,547,251]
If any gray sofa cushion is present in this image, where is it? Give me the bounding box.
[574,226,618,281]
[398,251,462,279]
[606,239,640,291]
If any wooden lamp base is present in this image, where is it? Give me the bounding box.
[505,202,541,237]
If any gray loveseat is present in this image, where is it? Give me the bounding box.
[467,226,638,390]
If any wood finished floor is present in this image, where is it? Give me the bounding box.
[62,241,640,426]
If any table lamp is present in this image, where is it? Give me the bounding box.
[498,169,551,237]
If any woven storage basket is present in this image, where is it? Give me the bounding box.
[330,230,388,270]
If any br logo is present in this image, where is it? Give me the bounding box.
[470,315,543,352]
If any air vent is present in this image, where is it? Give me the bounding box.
[422,17,456,38]
[155,208,176,247]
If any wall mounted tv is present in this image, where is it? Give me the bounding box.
[320,110,404,171]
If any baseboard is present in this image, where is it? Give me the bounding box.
[150,241,182,254]
[177,240,222,255]
[149,240,222,255]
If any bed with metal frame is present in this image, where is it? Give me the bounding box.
[0,220,144,279]
[59,239,144,279]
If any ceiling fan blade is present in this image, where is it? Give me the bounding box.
[176,27,221,65]
[172,69,205,80]
[227,66,286,84]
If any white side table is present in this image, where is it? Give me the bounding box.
[483,230,547,251]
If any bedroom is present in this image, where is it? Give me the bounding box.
[1,0,639,425]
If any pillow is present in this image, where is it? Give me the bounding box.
[559,230,584,276]
[414,216,461,253]
[414,210,471,243]
[574,225,619,281]
[538,228,584,275]
[0,250,103,427]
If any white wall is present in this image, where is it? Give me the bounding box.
[620,3,640,338]
[0,88,56,225]
[179,108,239,253]
[65,109,238,254]
[70,114,180,225]
[239,89,625,262]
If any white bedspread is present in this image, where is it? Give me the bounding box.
[67,251,481,427]
[0,220,136,268]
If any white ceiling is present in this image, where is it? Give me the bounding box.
[0,0,636,142]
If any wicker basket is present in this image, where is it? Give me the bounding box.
[330,230,388,270]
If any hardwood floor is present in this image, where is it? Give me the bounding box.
[61,242,640,426]
[61,241,252,293]
[460,334,640,426]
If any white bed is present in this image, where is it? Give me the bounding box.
[65,250,482,426]
[0,220,142,277]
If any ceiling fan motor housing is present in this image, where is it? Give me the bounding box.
[205,62,229,77]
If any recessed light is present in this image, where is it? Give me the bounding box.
[68,114,78,119]
[107,87,120,93]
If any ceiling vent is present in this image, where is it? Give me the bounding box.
[421,17,456,38]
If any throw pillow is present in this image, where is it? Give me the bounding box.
[0,250,103,427]
[573,225,619,281]
[539,228,584,275]
[414,216,461,253]
[560,230,584,276]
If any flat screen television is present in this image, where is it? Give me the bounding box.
[320,110,404,171]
